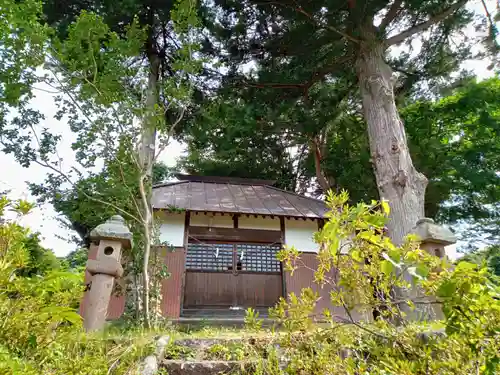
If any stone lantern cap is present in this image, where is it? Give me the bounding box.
[412,218,456,245]
[90,215,133,248]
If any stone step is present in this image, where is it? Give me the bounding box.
[164,337,260,361]
[173,317,276,329]
[174,337,248,349]
[159,360,254,375]
[156,333,291,374]
[181,308,270,318]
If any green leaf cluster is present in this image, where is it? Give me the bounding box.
[261,193,500,375]
[0,195,160,374]
[459,245,500,281]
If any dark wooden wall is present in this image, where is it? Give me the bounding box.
[183,272,282,309]
[160,248,186,318]
[285,252,368,322]
[80,213,366,322]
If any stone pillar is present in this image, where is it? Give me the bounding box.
[83,215,132,331]
[411,218,457,320]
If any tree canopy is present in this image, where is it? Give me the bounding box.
[191,0,499,244]
[0,0,201,326]
[181,77,500,246]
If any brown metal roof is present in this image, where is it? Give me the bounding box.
[175,173,276,186]
[152,180,328,219]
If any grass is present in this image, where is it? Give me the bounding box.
[97,317,451,373]
[173,325,277,339]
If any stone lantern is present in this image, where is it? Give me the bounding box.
[411,218,457,320]
[413,218,457,259]
[83,215,132,331]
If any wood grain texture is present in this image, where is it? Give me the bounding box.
[235,273,283,307]
[189,226,282,243]
[285,253,369,322]
[80,246,186,320]
[159,249,186,318]
[184,272,235,308]
[183,271,282,309]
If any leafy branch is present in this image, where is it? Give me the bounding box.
[386,0,468,45]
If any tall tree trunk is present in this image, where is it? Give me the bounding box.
[356,31,427,245]
[310,137,332,193]
[139,53,160,328]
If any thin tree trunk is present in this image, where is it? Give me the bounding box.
[311,138,331,193]
[139,53,160,328]
[134,272,140,320]
[355,30,427,245]
[141,212,152,327]
[122,257,140,321]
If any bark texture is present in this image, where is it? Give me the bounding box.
[311,137,334,193]
[356,31,428,245]
[139,52,161,327]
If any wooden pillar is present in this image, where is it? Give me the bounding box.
[178,211,190,317]
[280,217,287,298]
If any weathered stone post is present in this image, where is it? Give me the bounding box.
[413,218,457,259]
[412,218,457,320]
[84,215,132,331]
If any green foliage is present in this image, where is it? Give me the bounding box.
[185,0,500,244]
[263,193,500,374]
[277,191,442,321]
[0,196,81,373]
[402,78,500,243]
[270,289,318,332]
[184,75,500,245]
[62,247,89,270]
[205,342,247,361]
[31,161,172,247]
[179,97,300,192]
[0,200,61,278]
[1,0,201,326]
[244,307,264,331]
[0,196,161,374]
[16,233,61,277]
[0,0,48,106]
[163,342,195,360]
[459,245,500,281]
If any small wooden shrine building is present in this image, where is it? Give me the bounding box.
[82,174,366,320]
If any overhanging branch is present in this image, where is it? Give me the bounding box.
[244,82,306,89]
[386,0,467,46]
[259,0,360,43]
[380,0,403,31]
[242,56,354,94]
[294,4,361,44]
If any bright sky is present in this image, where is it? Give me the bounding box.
[0,1,497,258]
[0,85,186,256]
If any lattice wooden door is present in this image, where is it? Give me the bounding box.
[183,242,283,310]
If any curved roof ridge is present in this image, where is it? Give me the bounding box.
[175,173,276,186]
[153,180,188,188]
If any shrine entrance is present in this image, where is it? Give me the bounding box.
[183,242,283,314]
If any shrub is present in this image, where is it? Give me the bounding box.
[0,196,154,374]
[266,192,500,375]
